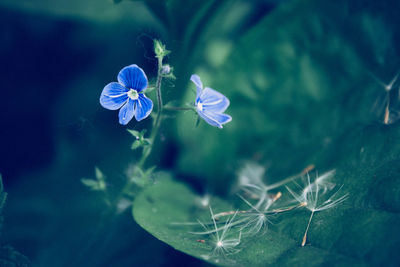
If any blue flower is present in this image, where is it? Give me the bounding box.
[190,74,232,128]
[100,64,153,125]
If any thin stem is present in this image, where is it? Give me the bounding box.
[155,56,163,127]
[137,56,164,169]
[302,210,315,246]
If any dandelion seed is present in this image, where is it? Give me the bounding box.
[236,194,271,235]
[286,170,348,246]
[195,194,210,209]
[371,71,399,92]
[371,71,400,124]
[195,206,241,257]
[236,162,310,211]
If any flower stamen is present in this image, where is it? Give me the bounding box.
[197,101,203,111]
[127,89,139,100]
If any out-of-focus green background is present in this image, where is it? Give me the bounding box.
[0,0,400,266]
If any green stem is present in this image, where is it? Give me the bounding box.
[137,56,164,169]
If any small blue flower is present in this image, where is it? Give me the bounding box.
[100,64,153,125]
[190,74,232,128]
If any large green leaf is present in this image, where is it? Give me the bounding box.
[133,123,400,266]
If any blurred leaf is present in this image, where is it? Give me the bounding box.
[0,246,30,267]
[81,178,103,191]
[94,167,105,182]
[176,0,400,188]
[81,167,107,191]
[131,140,142,150]
[128,166,156,188]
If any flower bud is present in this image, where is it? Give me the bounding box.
[161,64,171,75]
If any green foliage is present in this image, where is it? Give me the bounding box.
[154,39,170,60]
[81,167,107,191]
[128,166,156,188]
[127,129,151,151]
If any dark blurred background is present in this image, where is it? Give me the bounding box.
[1,0,400,266]
[0,0,281,266]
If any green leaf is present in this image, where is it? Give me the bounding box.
[131,140,142,150]
[81,178,103,191]
[94,167,105,182]
[127,129,141,139]
[133,124,400,266]
[129,166,156,188]
[132,177,361,266]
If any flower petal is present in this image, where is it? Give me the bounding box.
[100,95,128,110]
[102,82,129,96]
[201,87,230,113]
[118,99,136,125]
[198,110,232,128]
[135,94,153,121]
[190,74,203,96]
[118,64,148,91]
[100,82,129,110]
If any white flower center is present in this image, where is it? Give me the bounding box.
[217,241,223,247]
[127,89,139,100]
[196,101,203,111]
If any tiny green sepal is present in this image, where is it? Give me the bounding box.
[154,39,170,59]
[128,129,150,150]
[127,129,141,139]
